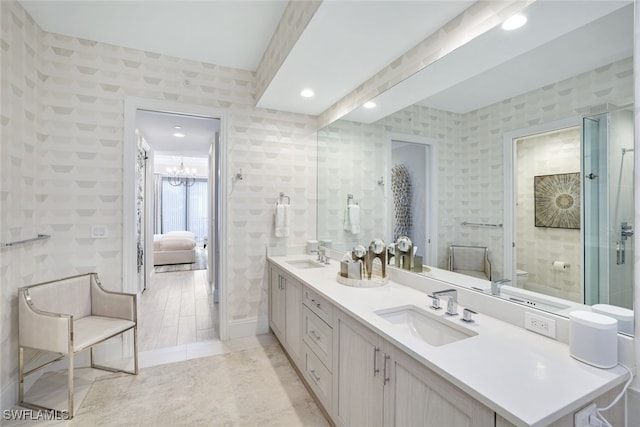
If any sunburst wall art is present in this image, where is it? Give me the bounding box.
[534,172,580,229]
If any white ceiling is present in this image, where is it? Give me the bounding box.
[136,110,219,157]
[344,0,634,123]
[255,0,474,115]
[19,0,288,71]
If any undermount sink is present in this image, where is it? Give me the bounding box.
[286,259,326,269]
[375,305,477,347]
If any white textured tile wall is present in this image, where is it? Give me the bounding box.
[515,128,582,302]
[1,0,317,408]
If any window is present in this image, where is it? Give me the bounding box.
[160,177,208,243]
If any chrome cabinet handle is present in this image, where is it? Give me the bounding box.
[310,330,321,341]
[373,347,380,375]
[310,298,321,309]
[309,369,321,382]
[383,354,390,385]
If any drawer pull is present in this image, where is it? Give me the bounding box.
[373,347,380,375]
[310,298,322,309]
[309,369,321,383]
[383,354,390,385]
[310,330,321,341]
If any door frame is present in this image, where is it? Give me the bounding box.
[502,116,581,283]
[386,132,438,266]
[123,97,229,340]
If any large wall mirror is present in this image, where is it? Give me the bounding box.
[317,1,635,334]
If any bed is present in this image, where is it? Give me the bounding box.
[153,231,197,266]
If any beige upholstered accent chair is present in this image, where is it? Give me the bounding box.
[18,273,138,418]
[447,245,492,281]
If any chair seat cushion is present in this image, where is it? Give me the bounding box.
[454,269,489,280]
[73,316,135,352]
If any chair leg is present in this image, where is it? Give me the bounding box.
[68,353,74,419]
[133,326,139,375]
[18,347,24,404]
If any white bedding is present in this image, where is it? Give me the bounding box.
[154,232,196,251]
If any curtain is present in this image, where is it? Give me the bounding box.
[160,177,208,243]
[153,174,163,234]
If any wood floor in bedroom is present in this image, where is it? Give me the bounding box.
[138,268,218,351]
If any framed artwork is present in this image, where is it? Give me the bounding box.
[534,172,580,229]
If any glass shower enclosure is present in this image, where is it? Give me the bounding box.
[582,109,634,309]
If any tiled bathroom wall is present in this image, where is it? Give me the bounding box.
[515,128,582,302]
[1,0,317,409]
[319,57,633,279]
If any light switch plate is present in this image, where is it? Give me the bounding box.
[91,225,108,238]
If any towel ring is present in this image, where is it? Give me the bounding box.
[277,192,290,205]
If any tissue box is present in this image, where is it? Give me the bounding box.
[569,311,617,368]
[340,261,361,279]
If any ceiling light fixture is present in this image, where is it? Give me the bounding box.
[300,88,315,98]
[174,125,181,129]
[173,132,185,138]
[363,101,376,109]
[166,157,197,187]
[502,14,527,31]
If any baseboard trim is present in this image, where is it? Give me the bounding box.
[227,316,269,340]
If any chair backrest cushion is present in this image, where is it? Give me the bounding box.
[26,275,92,319]
[451,246,487,272]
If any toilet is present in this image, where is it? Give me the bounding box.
[516,270,528,287]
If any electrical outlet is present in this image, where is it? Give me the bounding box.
[525,312,556,338]
[574,403,597,427]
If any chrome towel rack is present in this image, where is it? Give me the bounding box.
[461,222,503,228]
[277,192,290,205]
[2,234,51,248]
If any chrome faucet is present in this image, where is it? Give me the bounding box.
[431,289,458,316]
[491,279,511,296]
[317,247,330,264]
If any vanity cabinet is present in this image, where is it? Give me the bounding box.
[301,286,335,411]
[268,266,302,363]
[384,344,494,427]
[333,310,385,427]
[333,309,493,427]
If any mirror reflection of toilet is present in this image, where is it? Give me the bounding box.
[516,270,528,288]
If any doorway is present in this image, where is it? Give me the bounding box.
[123,98,229,342]
[387,133,438,266]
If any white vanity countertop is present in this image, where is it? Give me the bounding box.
[268,255,630,427]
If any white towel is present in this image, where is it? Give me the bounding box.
[275,204,290,237]
[348,204,360,234]
[343,207,351,231]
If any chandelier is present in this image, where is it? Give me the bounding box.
[166,157,196,186]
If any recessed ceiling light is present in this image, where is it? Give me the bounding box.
[174,125,181,129]
[173,132,185,138]
[502,14,527,31]
[300,88,315,98]
[363,101,376,109]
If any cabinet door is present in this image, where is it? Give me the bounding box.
[384,344,494,427]
[284,276,302,362]
[269,267,285,340]
[333,311,384,427]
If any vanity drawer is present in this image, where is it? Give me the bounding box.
[303,286,333,325]
[302,342,332,410]
[302,305,333,370]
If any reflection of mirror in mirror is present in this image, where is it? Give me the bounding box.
[316,1,634,333]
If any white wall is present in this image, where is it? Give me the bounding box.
[0,0,317,410]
